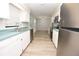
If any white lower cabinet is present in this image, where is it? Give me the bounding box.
[52,29,59,48]
[0,34,22,56]
[0,30,30,56]
[2,40,22,56]
[21,30,30,50]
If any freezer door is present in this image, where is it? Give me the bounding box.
[57,29,79,56]
[60,3,79,28]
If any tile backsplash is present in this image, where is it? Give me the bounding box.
[0,19,8,29]
[19,22,30,28]
[0,19,16,30]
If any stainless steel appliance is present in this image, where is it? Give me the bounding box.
[57,3,79,56]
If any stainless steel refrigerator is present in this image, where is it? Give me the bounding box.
[57,3,79,56]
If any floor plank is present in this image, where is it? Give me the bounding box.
[21,31,56,56]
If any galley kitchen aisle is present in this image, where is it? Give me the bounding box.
[21,3,61,56]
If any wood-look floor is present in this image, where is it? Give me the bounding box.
[21,31,56,56]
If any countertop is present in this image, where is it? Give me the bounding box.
[0,27,31,41]
[53,28,59,32]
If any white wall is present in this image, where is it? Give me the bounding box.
[51,4,62,23]
[36,16,51,31]
[51,8,60,23]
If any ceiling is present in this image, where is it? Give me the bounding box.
[25,3,61,17]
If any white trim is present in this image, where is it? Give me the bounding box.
[9,0,25,11]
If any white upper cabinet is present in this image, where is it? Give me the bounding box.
[19,6,30,22]
[10,0,30,22]
[20,10,30,22]
[0,0,9,19]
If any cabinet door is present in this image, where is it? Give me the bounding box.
[20,11,26,22]
[0,35,22,56]
[26,31,30,43]
[22,31,30,50]
[5,40,21,56]
[53,30,59,48]
[20,10,30,22]
[25,11,30,22]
